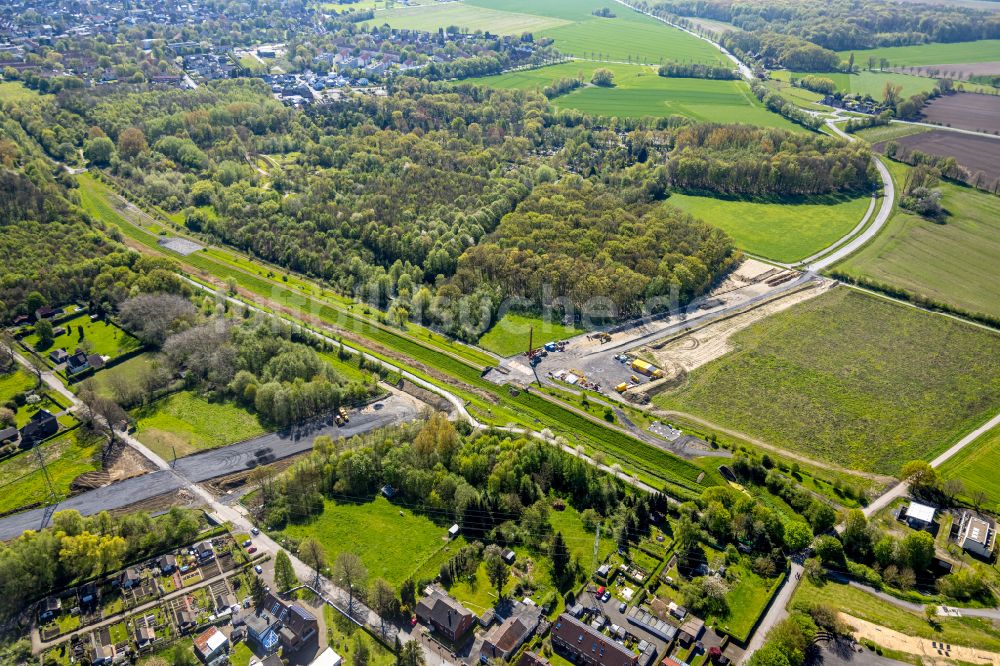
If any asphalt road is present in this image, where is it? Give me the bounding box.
[0,395,418,540]
[173,398,418,482]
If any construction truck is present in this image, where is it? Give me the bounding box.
[631,359,664,379]
[338,406,349,423]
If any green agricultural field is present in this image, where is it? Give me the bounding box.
[655,288,1000,474]
[24,314,141,360]
[0,81,39,102]
[836,40,1000,67]
[0,429,101,515]
[364,2,570,34]
[938,426,1000,511]
[470,62,797,128]
[791,578,1000,652]
[478,312,583,357]
[835,175,1000,320]
[279,496,453,587]
[667,192,873,263]
[763,79,828,110]
[134,391,267,460]
[771,69,939,99]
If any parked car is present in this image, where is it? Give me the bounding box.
[242,539,252,548]
[410,615,418,627]
[619,602,627,613]
[250,527,260,536]
[248,546,258,554]
[602,590,611,602]
[254,565,263,575]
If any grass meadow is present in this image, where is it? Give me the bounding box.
[835,165,1000,320]
[0,429,101,514]
[938,426,1000,512]
[655,288,1000,475]
[836,40,1000,67]
[0,81,39,102]
[469,62,798,128]
[851,122,931,143]
[133,391,267,460]
[279,496,453,587]
[0,369,36,405]
[771,69,941,99]
[364,2,570,34]
[478,312,583,357]
[666,192,873,263]
[25,314,141,360]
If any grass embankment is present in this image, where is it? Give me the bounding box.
[478,312,583,357]
[78,171,715,493]
[791,577,1000,652]
[667,192,872,263]
[279,496,454,587]
[655,288,1000,474]
[851,123,931,144]
[0,429,101,514]
[938,426,1000,512]
[834,170,1000,321]
[470,61,800,129]
[133,391,268,460]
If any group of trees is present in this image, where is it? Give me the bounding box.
[722,31,841,72]
[667,123,873,195]
[542,76,584,99]
[899,164,945,218]
[749,82,823,130]
[795,75,836,95]
[658,62,738,80]
[0,507,202,621]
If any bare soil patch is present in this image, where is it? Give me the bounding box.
[921,92,1000,133]
[876,129,1000,187]
[842,613,1000,665]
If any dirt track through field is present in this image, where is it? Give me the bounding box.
[842,613,1000,665]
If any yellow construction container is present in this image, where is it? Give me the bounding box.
[615,382,628,393]
[630,359,662,377]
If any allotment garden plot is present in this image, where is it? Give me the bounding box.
[654,287,1000,475]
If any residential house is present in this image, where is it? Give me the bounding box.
[479,603,542,663]
[551,613,638,666]
[119,567,141,589]
[175,608,196,633]
[158,554,177,573]
[19,409,58,447]
[38,596,61,621]
[35,305,62,320]
[66,351,91,375]
[79,581,100,608]
[903,502,936,530]
[136,624,156,647]
[194,625,229,663]
[415,589,476,643]
[89,640,116,666]
[216,592,237,614]
[87,354,106,371]
[957,512,996,558]
[196,541,215,561]
[247,593,318,655]
[518,652,551,666]
[0,426,19,445]
[49,348,69,364]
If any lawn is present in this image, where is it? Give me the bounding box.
[654,288,1000,475]
[938,426,1000,512]
[0,429,101,514]
[469,62,797,128]
[322,603,396,666]
[666,192,873,263]
[363,2,571,34]
[791,577,1000,652]
[85,354,163,400]
[133,391,267,460]
[710,563,783,642]
[851,122,931,144]
[0,369,35,405]
[835,40,1000,67]
[24,313,141,360]
[835,174,1000,320]
[478,312,583,357]
[447,545,557,614]
[279,496,453,587]
[549,504,615,567]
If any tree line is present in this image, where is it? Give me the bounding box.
[658,62,738,80]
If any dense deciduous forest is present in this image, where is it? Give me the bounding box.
[666,124,873,195]
[642,0,1000,50]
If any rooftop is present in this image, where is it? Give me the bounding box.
[905,502,936,524]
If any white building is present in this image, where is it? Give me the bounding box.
[957,512,995,558]
[310,647,344,666]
